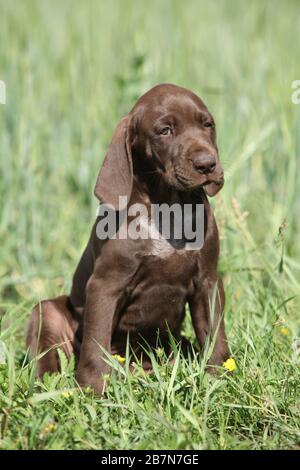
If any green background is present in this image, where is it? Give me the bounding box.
[0,0,299,450]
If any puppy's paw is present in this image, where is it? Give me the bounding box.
[76,370,108,395]
[206,350,232,376]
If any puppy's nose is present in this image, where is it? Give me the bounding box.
[193,154,216,174]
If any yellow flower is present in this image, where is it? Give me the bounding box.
[101,373,110,381]
[112,354,126,363]
[42,422,56,434]
[61,391,73,398]
[223,358,237,372]
[279,326,289,337]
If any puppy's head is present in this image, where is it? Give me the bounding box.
[95,84,224,209]
[131,84,224,197]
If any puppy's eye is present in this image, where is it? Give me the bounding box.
[203,121,214,129]
[159,127,172,136]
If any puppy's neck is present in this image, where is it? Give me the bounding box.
[133,173,206,208]
[133,172,177,205]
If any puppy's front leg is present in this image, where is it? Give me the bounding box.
[76,277,116,394]
[76,245,138,394]
[189,276,230,370]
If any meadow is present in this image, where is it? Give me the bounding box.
[0,0,299,450]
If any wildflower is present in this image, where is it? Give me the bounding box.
[101,373,110,381]
[61,391,73,398]
[112,354,126,363]
[223,358,237,372]
[155,347,164,358]
[279,326,289,337]
[42,422,56,434]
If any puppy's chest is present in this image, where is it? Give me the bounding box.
[138,242,198,289]
[147,236,180,259]
[118,253,197,334]
[139,215,200,260]
[117,235,200,333]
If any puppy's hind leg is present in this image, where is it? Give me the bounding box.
[27,295,80,377]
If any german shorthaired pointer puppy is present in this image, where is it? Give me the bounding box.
[27,84,230,394]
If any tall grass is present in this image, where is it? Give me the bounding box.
[0,0,299,449]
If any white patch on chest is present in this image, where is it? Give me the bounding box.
[150,237,176,258]
[139,216,176,259]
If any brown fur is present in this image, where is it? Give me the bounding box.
[27,84,230,394]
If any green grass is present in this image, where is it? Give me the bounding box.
[0,0,300,450]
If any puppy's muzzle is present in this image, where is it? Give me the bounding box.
[193,153,216,175]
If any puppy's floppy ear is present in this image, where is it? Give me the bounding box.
[204,179,224,197]
[94,115,133,210]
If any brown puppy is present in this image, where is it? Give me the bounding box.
[27,84,230,394]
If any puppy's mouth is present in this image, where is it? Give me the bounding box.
[173,167,224,192]
[201,178,224,189]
